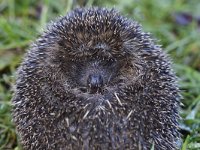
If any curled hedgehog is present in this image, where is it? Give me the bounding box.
[12,7,181,150]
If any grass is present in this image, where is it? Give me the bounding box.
[0,0,200,149]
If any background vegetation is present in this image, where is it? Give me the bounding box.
[0,0,200,149]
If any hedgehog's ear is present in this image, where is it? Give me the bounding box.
[122,38,142,54]
[128,55,148,77]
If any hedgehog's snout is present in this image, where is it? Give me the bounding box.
[87,74,104,94]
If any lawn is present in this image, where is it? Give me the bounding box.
[0,0,200,149]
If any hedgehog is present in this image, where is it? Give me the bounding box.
[12,7,181,150]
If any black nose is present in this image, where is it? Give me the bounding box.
[87,74,103,93]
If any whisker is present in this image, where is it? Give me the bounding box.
[107,73,113,84]
[65,117,69,127]
[83,110,90,119]
[106,100,112,109]
[126,110,133,119]
[106,100,116,114]
[114,92,122,106]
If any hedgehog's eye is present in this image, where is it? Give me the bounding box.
[79,87,87,93]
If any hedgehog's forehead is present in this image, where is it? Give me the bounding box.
[57,8,141,58]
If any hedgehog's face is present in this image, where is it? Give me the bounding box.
[66,51,134,98]
[62,40,136,96]
[74,59,120,94]
[74,56,126,88]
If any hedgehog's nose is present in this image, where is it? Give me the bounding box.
[87,74,103,94]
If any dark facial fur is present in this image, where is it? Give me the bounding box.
[12,7,181,150]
